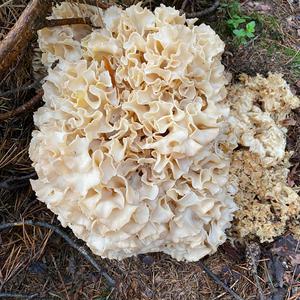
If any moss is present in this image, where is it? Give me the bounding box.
[284,48,300,77]
[250,13,283,41]
[261,42,300,80]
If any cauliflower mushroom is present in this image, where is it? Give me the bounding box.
[225,73,300,242]
[30,2,237,261]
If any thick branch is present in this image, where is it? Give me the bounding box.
[0,220,115,287]
[0,0,111,79]
[0,90,43,122]
[0,0,52,79]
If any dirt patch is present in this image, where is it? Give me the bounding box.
[1,1,300,299]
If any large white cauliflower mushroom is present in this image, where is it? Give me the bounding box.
[29,2,237,261]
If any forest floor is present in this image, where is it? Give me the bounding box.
[0,0,299,299]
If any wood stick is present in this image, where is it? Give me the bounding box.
[0,220,115,287]
[0,292,39,299]
[0,172,37,190]
[0,80,42,98]
[72,0,111,9]
[42,17,94,29]
[0,90,43,122]
[198,260,244,300]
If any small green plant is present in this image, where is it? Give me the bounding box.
[227,14,247,30]
[221,1,256,45]
[220,1,241,16]
[232,20,256,44]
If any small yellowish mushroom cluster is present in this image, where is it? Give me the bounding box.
[30,2,237,261]
[226,73,300,242]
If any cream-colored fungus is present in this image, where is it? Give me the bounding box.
[30,2,237,261]
[30,2,300,260]
[226,73,300,242]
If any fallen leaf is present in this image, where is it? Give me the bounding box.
[287,176,295,187]
[290,254,300,266]
[272,235,299,257]
[274,257,285,288]
[270,287,286,300]
[143,288,154,298]
[283,271,293,285]
[221,241,244,262]
[288,163,299,187]
[67,255,77,275]
[246,1,272,12]
[28,261,47,274]
[142,255,154,266]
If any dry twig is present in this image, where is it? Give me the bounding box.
[51,255,71,300]
[42,17,97,29]
[0,80,42,98]
[0,220,115,287]
[180,0,189,14]
[198,260,244,300]
[182,0,220,18]
[0,292,39,299]
[0,172,37,190]
[0,90,43,122]
[70,0,111,9]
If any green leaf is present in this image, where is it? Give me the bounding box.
[246,32,255,38]
[236,17,246,24]
[241,38,247,45]
[226,20,236,29]
[227,16,246,29]
[226,19,234,25]
[233,29,246,37]
[246,21,256,33]
[220,3,228,8]
[231,14,240,19]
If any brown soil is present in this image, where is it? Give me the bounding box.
[0,1,299,299]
